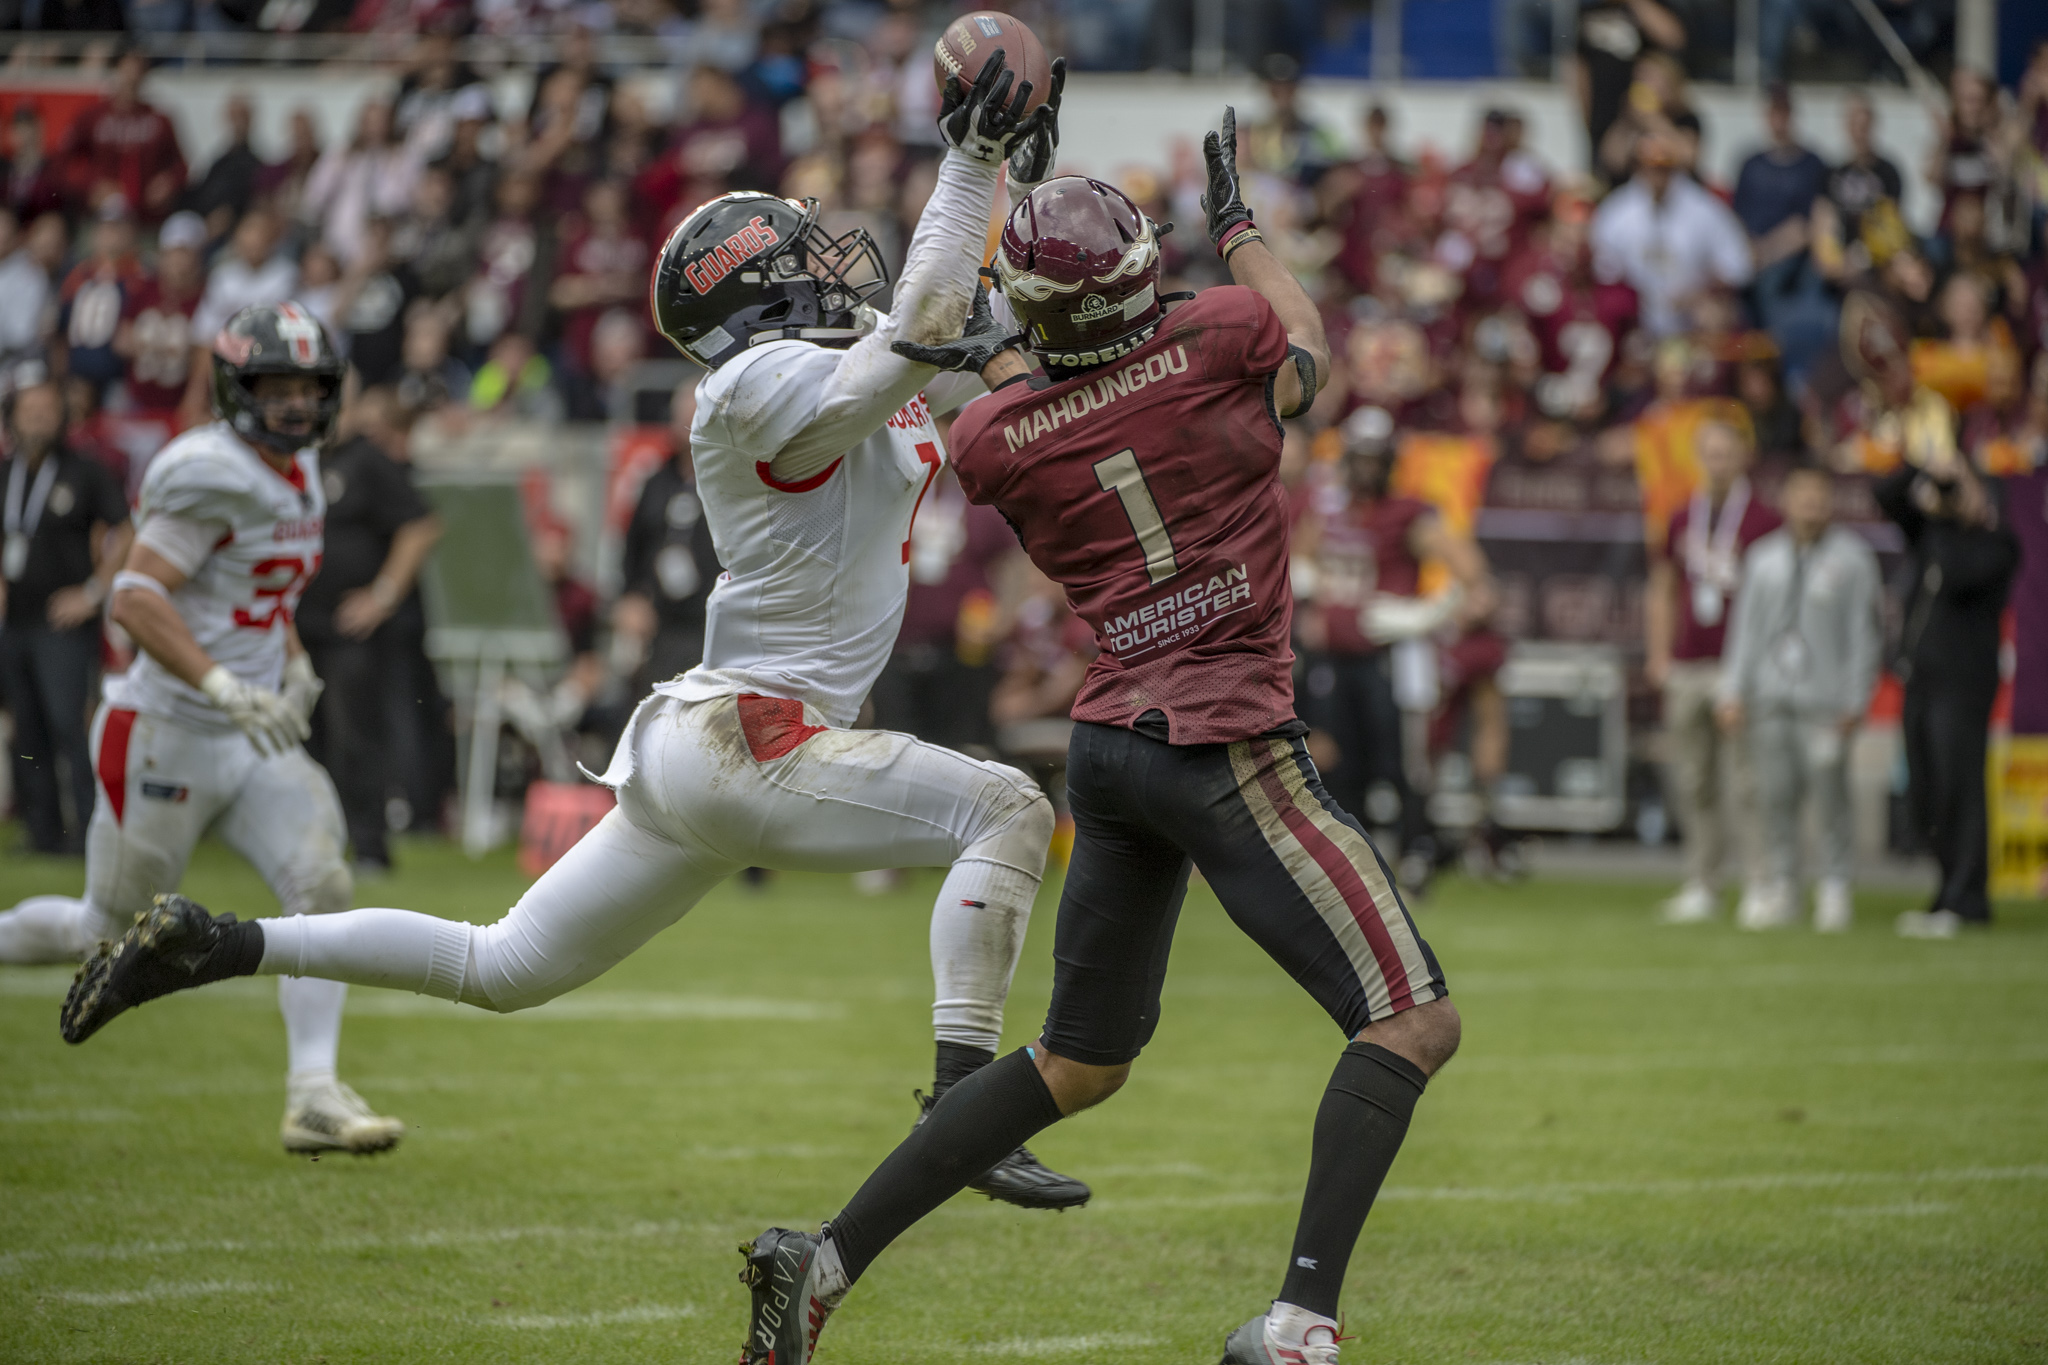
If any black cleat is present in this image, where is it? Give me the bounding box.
[60,894,255,1045]
[737,1226,836,1365]
[913,1090,1092,1211]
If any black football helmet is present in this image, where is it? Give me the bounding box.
[650,192,888,368]
[211,301,345,453]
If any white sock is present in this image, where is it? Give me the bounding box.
[0,896,117,964]
[279,974,348,1078]
[1267,1301,1341,1348]
[929,858,1038,1052]
[813,1229,851,1303]
[258,909,475,1002]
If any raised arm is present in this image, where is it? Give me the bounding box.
[1202,107,1329,418]
[763,55,1050,481]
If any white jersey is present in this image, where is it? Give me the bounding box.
[107,421,325,732]
[669,338,963,728]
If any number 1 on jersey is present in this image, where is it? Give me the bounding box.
[1093,448,1179,586]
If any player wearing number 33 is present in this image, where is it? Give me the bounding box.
[733,109,1461,1365]
[56,51,1089,1211]
[0,301,407,1155]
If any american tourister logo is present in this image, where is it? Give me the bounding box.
[685,216,782,294]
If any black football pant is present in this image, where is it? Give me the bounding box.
[305,631,394,866]
[0,622,99,853]
[1902,677,1997,922]
[1045,721,1447,1067]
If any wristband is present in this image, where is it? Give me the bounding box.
[1217,222,1262,259]
[80,577,107,608]
[111,569,172,601]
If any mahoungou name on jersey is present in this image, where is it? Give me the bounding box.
[1102,563,1255,659]
[1000,345,1191,453]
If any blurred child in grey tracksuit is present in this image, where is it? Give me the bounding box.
[1717,463,1883,932]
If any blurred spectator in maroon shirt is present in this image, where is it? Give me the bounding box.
[61,52,187,223]
[1323,105,1411,296]
[3,108,67,224]
[58,200,148,398]
[634,67,782,243]
[1440,109,1550,312]
[114,210,207,417]
[550,179,647,383]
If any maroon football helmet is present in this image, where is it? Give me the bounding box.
[994,176,1163,370]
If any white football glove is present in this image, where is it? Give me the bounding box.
[201,664,310,756]
[280,652,325,729]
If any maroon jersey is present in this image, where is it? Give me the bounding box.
[950,286,1294,744]
[1312,492,1430,655]
[120,276,201,413]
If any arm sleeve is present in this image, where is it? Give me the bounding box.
[762,150,1003,481]
[136,512,229,578]
[1198,287,1290,383]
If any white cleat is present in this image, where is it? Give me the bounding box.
[282,1078,404,1155]
[1736,880,1798,931]
[1657,882,1717,924]
[1813,879,1853,933]
[1220,1303,1346,1365]
[1894,909,1963,940]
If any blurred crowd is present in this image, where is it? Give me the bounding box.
[0,9,2042,920]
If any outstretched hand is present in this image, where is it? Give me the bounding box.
[939,49,1056,164]
[1007,56,1066,188]
[891,282,1021,374]
[1199,105,1255,248]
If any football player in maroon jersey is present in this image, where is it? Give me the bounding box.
[738,109,1461,1365]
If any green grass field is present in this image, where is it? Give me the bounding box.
[2,836,2044,1364]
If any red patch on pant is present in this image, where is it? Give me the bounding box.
[736,694,826,762]
[97,708,138,826]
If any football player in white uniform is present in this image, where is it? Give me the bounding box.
[60,55,1084,1207]
[5,302,402,1155]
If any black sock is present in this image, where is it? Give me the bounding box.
[829,1047,1063,1284]
[932,1041,996,1100]
[1277,1042,1428,1319]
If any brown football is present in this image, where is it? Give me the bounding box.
[933,10,1052,111]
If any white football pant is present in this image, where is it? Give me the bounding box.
[258,692,1054,1051]
[0,704,355,1080]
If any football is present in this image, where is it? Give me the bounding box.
[932,10,1053,111]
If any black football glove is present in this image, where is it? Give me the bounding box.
[1007,56,1066,188]
[1199,105,1256,248]
[939,49,1049,164]
[891,282,1021,373]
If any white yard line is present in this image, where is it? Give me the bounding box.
[969,1333,1161,1355]
[48,1280,275,1306]
[0,1220,693,1276]
[1089,1165,2048,1213]
[486,1304,697,1329]
[0,1109,138,1123]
